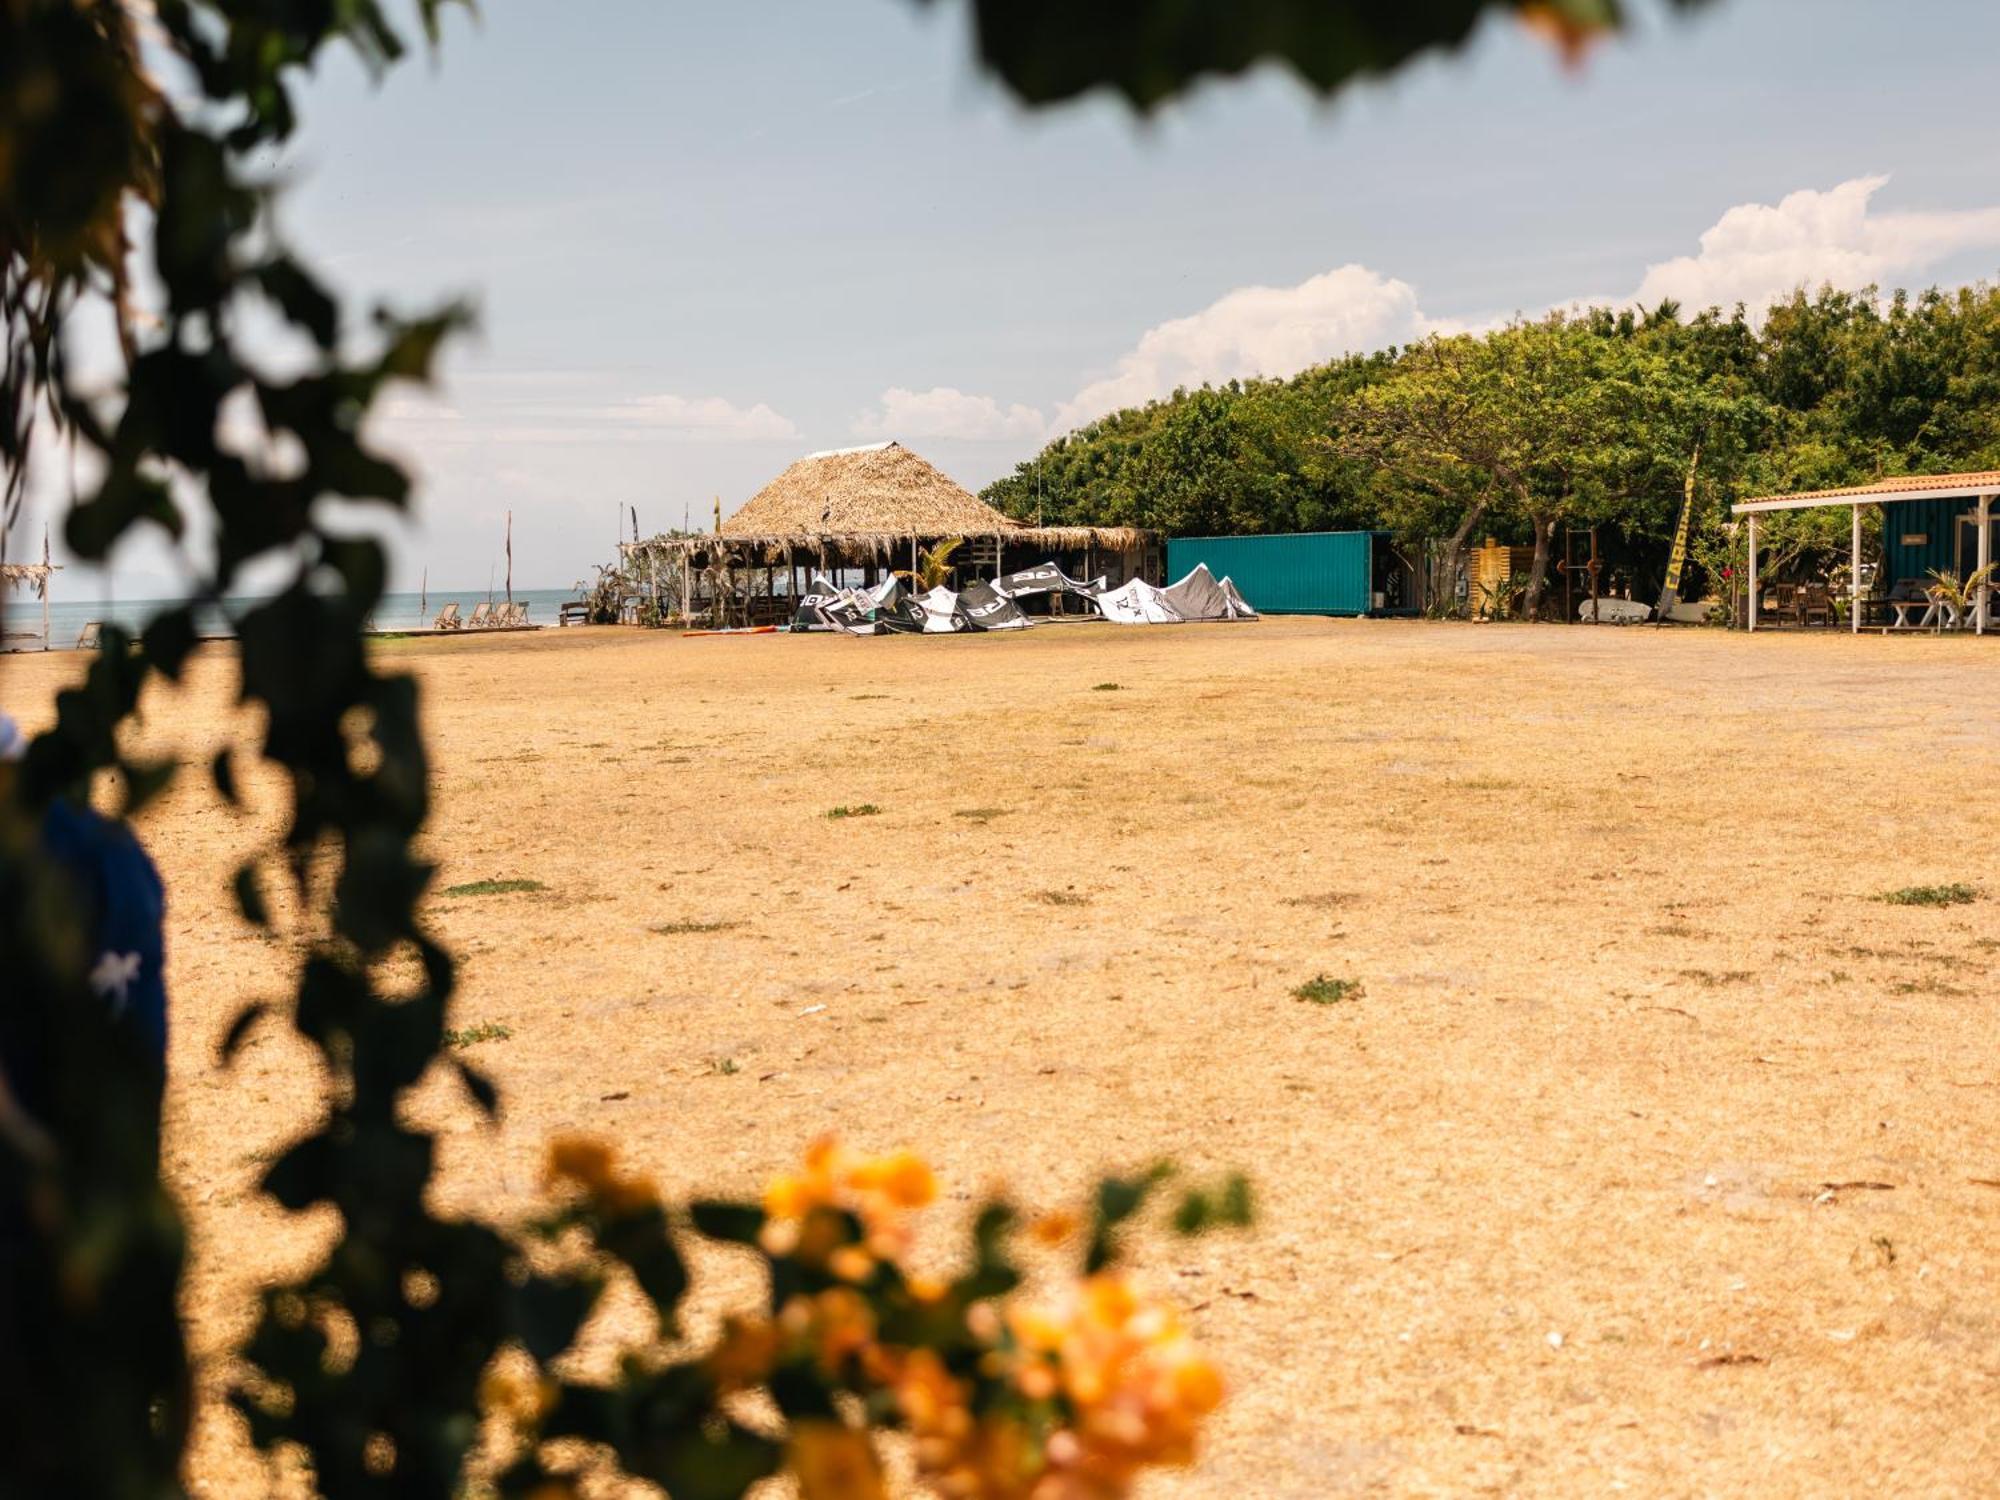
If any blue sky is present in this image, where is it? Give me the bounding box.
[24,0,2000,596]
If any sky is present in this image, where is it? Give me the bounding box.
[18,0,2000,598]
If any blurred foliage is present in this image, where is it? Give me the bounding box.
[988,286,2000,616]
[927,0,1720,110]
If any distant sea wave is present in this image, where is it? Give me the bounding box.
[2,587,583,651]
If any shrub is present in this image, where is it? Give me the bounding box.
[1878,884,1979,907]
[1293,975,1363,1005]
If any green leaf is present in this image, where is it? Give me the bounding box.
[119,757,178,818]
[643,1420,783,1500]
[688,1200,766,1245]
[925,0,1709,112]
[211,746,241,807]
[219,1002,270,1061]
[140,606,201,680]
[233,862,269,927]
[260,1135,332,1211]
[452,1058,498,1116]
[251,256,339,347]
[1085,1162,1174,1273]
[512,1273,599,1364]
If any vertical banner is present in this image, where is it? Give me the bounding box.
[1656,445,1700,618]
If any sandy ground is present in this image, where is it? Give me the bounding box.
[7,617,2000,1497]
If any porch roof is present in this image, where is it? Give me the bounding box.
[1733,472,2000,515]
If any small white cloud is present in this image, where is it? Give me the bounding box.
[1057,264,1430,428]
[1629,175,2000,316]
[853,386,1048,442]
[609,394,798,440]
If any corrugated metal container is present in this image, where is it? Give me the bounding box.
[1166,531,1383,615]
[1882,497,1982,582]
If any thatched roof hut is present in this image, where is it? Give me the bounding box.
[2,561,59,651]
[612,440,1159,626]
[725,441,1012,538]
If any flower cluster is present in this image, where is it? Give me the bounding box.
[996,1277,1224,1497]
[515,1136,1235,1500]
[761,1136,937,1278]
[760,1141,1225,1500]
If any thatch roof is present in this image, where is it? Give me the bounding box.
[723,441,1018,538]
[627,526,1154,570]
[1,563,56,594]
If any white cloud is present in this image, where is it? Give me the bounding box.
[853,386,1048,443]
[1629,174,2000,316]
[1056,264,1430,428]
[608,393,798,440]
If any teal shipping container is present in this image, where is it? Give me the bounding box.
[1166,531,1411,616]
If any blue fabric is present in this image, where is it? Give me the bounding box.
[38,800,168,1064]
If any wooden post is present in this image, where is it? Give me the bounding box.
[1746,513,1759,632]
[1976,494,1992,636]
[1851,504,1863,633]
[504,510,513,605]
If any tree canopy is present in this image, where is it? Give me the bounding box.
[985,283,2000,612]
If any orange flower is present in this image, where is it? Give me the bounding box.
[760,1138,939,1270]
[1517,2,1608,67]
[1028,1210,1079,1248]
[991,1275,1225,1493]
[544,1135,615,1193]
[788,1420,886,1500]
[706,1315,779,1391]
[544,1134,659,1218]
[850,1148,937,1209]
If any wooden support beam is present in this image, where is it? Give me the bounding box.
[1851,503,1863,633]
[1747,514,1759,633]
[1979,493,1993,636]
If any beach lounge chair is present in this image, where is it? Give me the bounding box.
[75,620,101,651]
[433,602,461,631]
[499,601,527,627]
[466,601,495,629]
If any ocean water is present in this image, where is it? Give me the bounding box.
[1,587,584,651]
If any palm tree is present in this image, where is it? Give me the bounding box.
[899,537,964,592]
[1924,563,1997,631]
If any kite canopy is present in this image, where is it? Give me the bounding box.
[1099,565,1258,625]
[791,561,1255,635]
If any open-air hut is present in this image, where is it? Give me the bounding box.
[1734,471,1998,633]
[620,441,1159,626]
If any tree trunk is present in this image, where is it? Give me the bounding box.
[1434,499,1488,617]
[1524,514,1557,620]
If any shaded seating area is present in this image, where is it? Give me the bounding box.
[1735,473,1997,635]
